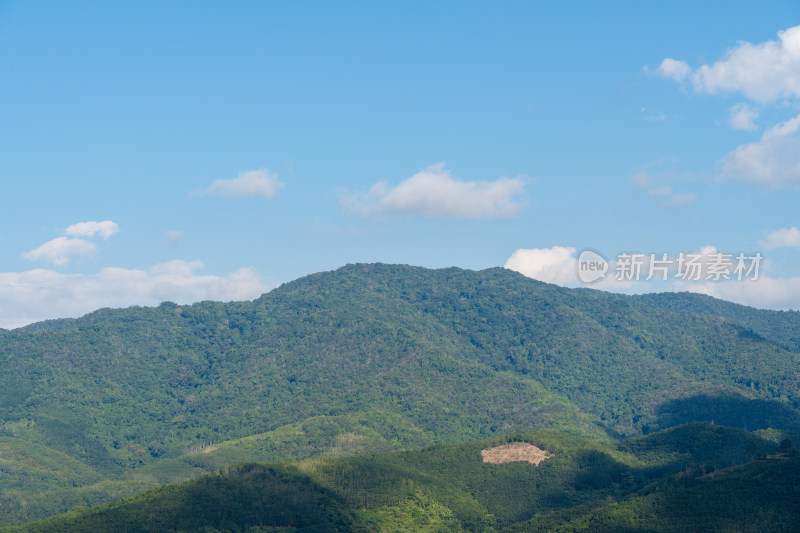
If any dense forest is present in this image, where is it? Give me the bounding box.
[4,424,797,532]
[1,264,798,528]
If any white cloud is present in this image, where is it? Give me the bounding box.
[342,163,526,219]
[0,261,267,329]
[644,112,667,122]
[504,246,635,290]
[23,220,120,266]
[505,246,581,285]
[721,114,800,188]
[630,173,649,190]
[660,192,698,208]
[760,227,800,249]
[505,244,800,310]
[655,26,800,102]
[501,242,800,311]
[681,276,800,310]
[631,173,672,197]
[654,27,800,188]
[654,58,691,82]
[728,103,759,131]
[648,186,673,196]
[691,25,800,102]
[640,107,667,121]
[196,169,284,199]
[65,220,119,240]
[22,237,97,265]
[165,230,183,247]
[630,172,697,208]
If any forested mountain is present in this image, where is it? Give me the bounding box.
[1,264,798,527]
[634,291,800,352]
[6,425,797,532]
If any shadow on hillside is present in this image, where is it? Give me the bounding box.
[652,394,800,433]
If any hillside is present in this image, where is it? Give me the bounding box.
[4,424,795,532]
[634,291,800,353]
[1,264,799,525]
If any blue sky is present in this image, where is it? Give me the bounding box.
[1,1,799,327]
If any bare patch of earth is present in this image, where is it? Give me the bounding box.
[481,443,550,465]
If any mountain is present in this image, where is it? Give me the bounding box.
[5,424,796,532]
[634,291,800,352]
[0,263,799,525]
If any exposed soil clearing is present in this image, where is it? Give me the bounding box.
[481,443,550,465]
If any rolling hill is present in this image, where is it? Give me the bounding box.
[4,424,796,532]
[0,263,798,526]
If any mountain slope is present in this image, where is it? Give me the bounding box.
[511,444,800,532]
[5,425,791,533]
[634,291,800,352]
[0,264,799,525]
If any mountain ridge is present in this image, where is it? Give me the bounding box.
[0,263,798,525]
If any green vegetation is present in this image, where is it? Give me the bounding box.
[0,264,799,527]
[6,464,354,533]
[513,445,800,532]
[635,291,800,352]
[5,425,796,532]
